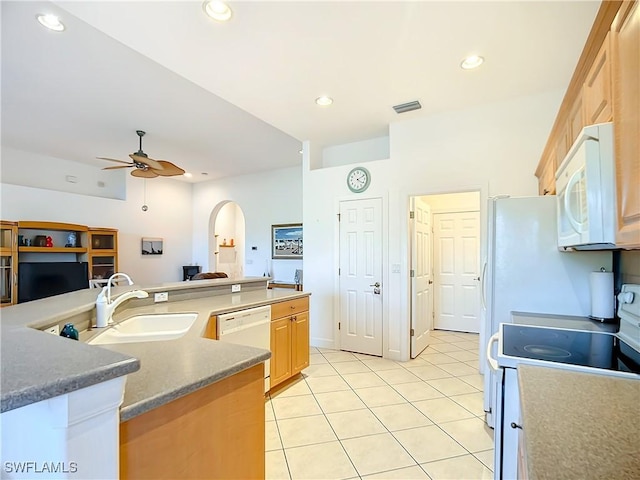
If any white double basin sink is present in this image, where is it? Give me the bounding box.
[88,313,198,345]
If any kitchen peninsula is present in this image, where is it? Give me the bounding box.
[1,277,310,479]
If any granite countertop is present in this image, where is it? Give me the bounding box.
[1,277,309,420]
[511,311,618,332]
[518,365,640,480]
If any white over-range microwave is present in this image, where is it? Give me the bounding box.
[556,122,616,250]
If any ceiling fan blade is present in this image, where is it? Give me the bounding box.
[131,169,159,178]
[129,154,163,170]
[97,157,133,165]
[102,165,134,170]
[152,160,186,176]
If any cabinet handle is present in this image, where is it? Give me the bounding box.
[510,422,522,430]
[543,189,550,195]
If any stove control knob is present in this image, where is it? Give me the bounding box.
[617,292,635,304]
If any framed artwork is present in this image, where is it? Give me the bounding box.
[141,237,163,255]
[271,223,303,259]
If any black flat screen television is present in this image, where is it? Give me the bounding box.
[18,262,89,303]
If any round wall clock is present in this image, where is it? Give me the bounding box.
[347,167,371,193]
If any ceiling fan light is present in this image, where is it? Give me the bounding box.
[460,55,484,70]
[203,1,232,22]
[183,172,193,178]
[36,14,65,32]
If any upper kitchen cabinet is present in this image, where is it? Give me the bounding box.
[583,32,613,125]
[535,2,620,196]
[612,1,640,247]
[536,148,556,196]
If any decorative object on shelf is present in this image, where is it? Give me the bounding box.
[59,323,79,340]
[230,238,234,246]
[34,235,47,247]
[141,237,163,255]
[98,130,185,178]
[45,236,53,247]
[66,232,76,248]
[271,223,303,259]
[223,238,227,246]
[346,166,371,193]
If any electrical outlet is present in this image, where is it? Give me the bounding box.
[231,284,241,293]
[154,292,169,302]
[45,325,59,335]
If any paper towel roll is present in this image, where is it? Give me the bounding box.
[590,270,614,319]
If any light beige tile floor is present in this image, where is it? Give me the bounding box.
[266,330,494,480]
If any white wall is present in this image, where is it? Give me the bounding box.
[303,89,563,360]
[1,147,127,200]
[422,191,480,213]
[192,166,303,282]
[1,170,193,284]
[322,136,390,168]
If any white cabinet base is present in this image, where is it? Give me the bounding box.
[1,377,125,479]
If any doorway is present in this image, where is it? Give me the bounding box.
[208,201,246,277]
[409,192,480,356]
[338,197,383,356]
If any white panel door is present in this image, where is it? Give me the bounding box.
[339,198,383,356]
[433,211,480,333]
[410,196,433,358]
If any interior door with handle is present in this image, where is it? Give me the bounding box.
[410,196,433,358]
[339,198,383,356]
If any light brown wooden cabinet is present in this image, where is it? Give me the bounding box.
[584,32,613,125]
[612,1,640,247]
[537,150,556,196]
[270,297,310,389]
[87,228,119,280]
[120,363,265,479]
[0,222,18,306]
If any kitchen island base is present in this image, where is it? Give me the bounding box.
[120,363,265,479]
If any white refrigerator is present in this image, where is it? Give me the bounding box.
[480,196,612,428]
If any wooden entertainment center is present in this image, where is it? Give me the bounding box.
[0,221,118,306]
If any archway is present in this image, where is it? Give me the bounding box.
[208,201,246,278]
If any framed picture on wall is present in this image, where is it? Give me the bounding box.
[141,237,163,255]
[271,223,303,259]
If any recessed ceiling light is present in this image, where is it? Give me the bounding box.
[315,96,333,106]
[460,55,484,70]
[36,14,65,32]
[183,172,193,178]
[203,1,232,22]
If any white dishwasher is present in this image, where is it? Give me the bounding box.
[218,305,271,392]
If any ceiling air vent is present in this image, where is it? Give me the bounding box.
[393,100,422,114]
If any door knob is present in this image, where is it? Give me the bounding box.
[474,277,480,281]
[428,280,433,284]
[370,282,380,288]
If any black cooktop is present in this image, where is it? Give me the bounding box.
[502,324,640,374]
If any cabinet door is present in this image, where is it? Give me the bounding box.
[613,1,640,247]
[291,311,310,375]
[584,32,613,125]
[537,149,556,196]
[270,318,292,388]
[0,223,18,306]
[568,93,584,145]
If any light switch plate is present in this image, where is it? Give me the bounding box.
[154,292,169,302]
[231,284,241,293]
